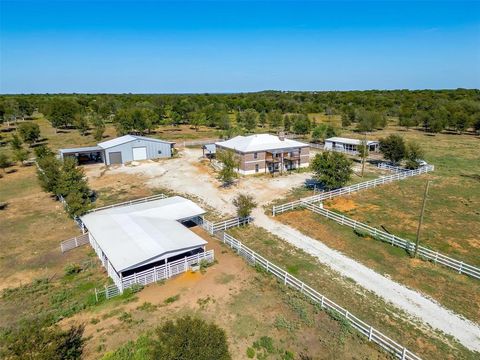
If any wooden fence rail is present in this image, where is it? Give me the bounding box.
[202,217,252,235]
[222,233,421,360]
[303,203,480,280]
[272,165,434,216]
[60,233,90,253]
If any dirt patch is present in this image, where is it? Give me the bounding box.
[326,197,357,212]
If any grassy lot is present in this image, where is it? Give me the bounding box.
[334,125,480,266]
[276,209,480,324]
[227,225,477,360]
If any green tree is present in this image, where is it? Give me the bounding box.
[258,111,267,127]
[37,155,62,194]
[46,98,80,130]
[92,115,106,141]
[268,110,283,129]
[311,124,337,143]
[283,114,292,132]
[379,134,406,164]
[405,141,424,169]
[292,114,310,134]
[34,145,54,159]
[310,151,353,190]
[74,114,89,136]
[151,316,231,360]
[189,111,206,131]
[0,153,10,173]
[18,122,41,146]
[218,112,231,130]
[13,149,28,165]
[217,150,239,186]
[356,110,386,132]
[232,193,257,219]
[243,109,258,132]
[3,98,20,126]
[10,134,23,150]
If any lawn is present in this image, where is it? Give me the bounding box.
[227,225,477,360]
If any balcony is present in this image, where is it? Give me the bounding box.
[284,152,301,161]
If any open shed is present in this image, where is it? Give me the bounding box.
[81,196,208,287]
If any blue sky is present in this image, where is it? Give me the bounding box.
[1,0,479,93]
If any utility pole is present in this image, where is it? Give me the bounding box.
[414,180,430,258]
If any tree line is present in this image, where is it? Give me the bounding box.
[1,89,479,138]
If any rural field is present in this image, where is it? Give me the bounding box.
[1,94,479,360]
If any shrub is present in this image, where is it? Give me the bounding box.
[152,316,231,360]
[246,347,255,358]
[164,294,180,304]
[64,263,82,276]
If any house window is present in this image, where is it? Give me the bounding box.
[255,164,259,173]
[254,152,258,159]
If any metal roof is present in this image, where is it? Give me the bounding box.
[325,137,379,146]
[81,196,207,272]
[203,144,216,154]
[98,135,174,149]
[59,146,103,154]
[216,134,308,153]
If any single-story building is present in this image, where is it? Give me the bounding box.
[59,135,175,165]
[215,134,310,175]
[202,143,216,159]
[324,137,379,154]
[80,196,209,289]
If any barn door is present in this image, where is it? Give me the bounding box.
[109,152,122,165]
[132,147,147,161]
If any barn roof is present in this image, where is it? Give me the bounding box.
[81,196,206,272]
[216,134,308,153]
[98,135,174,149]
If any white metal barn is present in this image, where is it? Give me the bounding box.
[324,137,379,154]
[59,135,175,165]
[80,196,212,290]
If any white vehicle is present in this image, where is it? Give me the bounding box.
[417,159,428,167]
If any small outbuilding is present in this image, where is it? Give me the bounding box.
[59,135,175,165]
[324,137,379,154]
[81,196,209,288]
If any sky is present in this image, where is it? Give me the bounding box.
[1,0,479,93]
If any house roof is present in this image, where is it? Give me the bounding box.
[81,196,207,272]
[98,135,175,149]
[325,137,379,146]
[215,134,308,153]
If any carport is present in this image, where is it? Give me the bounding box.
[59,146,106,165]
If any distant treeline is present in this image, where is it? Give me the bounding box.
[1,90,479,135]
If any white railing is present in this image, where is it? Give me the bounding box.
[121,250,215,289]
[86,193,168,214]
[202,217,252,235]
[377,163,409,173]
[303,203,480,280]
[272,165,434,216]
[222,233,421,360]
[60,233,90,252]
[94,250,215,301]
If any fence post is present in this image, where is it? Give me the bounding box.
[401,347,407,360]
[185,256,188,271]
[284,271,288,285]
[368,326,373,341]
[95,288,98,302]
[104,285,108,299]
[320,295,324,308]
[458,262,463,274]
[74,237,78,247]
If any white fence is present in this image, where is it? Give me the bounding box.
[60,233,90,252]
[122,250,215,288]
[272,165,434,216]
[222,233,421,360]
[202,216,252,235]
[377,163,409,173]
[87,193,167,214]
[95,250,215,301]
[303,203,480,280]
